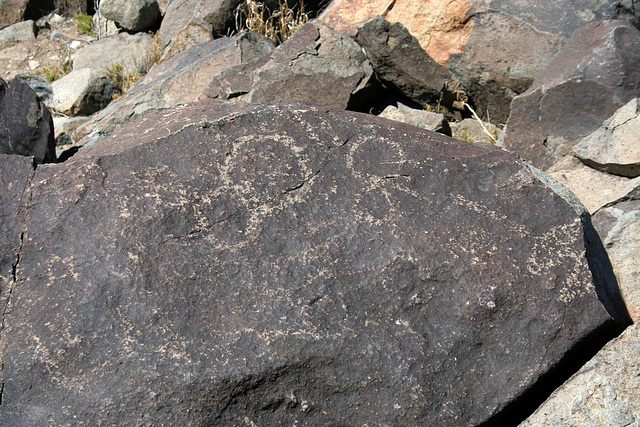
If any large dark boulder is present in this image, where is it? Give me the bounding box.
[503,20,640,170]
[0,78,56,164]
[0,99,627,425]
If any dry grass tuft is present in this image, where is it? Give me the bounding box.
[43,60,72,83]
[237,0,309,45]
[104,63,143,98]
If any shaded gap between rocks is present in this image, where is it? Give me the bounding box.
[480,319,627,426]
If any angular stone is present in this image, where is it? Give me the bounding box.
[73,31,275,144]
[0,99,626,425]
[99,0,161,33]
[547,155,640,214]
[503,21,640,170]
[0,20,37,42]
[447,11,565,125]
[0,77,56,163]
[355,16,458,112]
[521,321,640,426]
[160,17,214,60]
[203,22,376,111]
[49,68,118,116]
[593,200,640,321]
[73,32,154,75]
[378,104,450,135]
[573,98,640,178]
[157,0,245,48]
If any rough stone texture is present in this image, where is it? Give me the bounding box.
[355,17,458,111]
[451,117,501,145]
[320,0,478,64]
[573,98,640,178]
[48,67,117,116]
[321,0,640,55]
[73,31,274,144]
[378,104,450,135]
[521,321,640,426]
[99,0,161,33]
[159,0,240,46]
[160,17,214,60]
[593,200,640,322]
[503,21,640,171]
[203,22,376,111]
[547,156,640,214]
[447,11,565,125]
[72,32,154,75]
[0,154,35,295]
[0,77,56,163]
[0,99,626,425]
[0,20,37,42]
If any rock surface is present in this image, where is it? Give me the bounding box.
[0,20,37,42]
[72,32,154,75]
[521,321,640,426]
[49,67,118,116]
[446,11,565,124]
[503,20,640,170]
[74,31,274,144]
[378,104,450,135]
[0,99,626,425]
[355,17,457,111]
[0,77,55,163]
[0,154,35,292]
[573,98,640,178]
[99,0,161,33]
[547,156,640,214]
[451,117,501,145]
[203,22,376,111]
[593,200,640,322]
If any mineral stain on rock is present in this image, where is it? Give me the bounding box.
[0,99,627,425]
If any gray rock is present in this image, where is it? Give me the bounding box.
[0,20,37,42]
[573,98,640,178]
[521,321,640,426]
[378,104,450,135]
[49,68,118,116]
[356,16,459,113]
[503,20,640,170]
[21,77,52,104]
[547,155,640,214]
[451,117,501,145]
[204,22,376,111]
[471,0,640,38]
[73,32,154,75]
[99,0,161,33]
[0,77,56,163]
[0,99,627,425]
[593,200,640,322]
[160,17,214,60]
[74,31,275,144]
[0,0,30,30]
[447,11,565,125]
